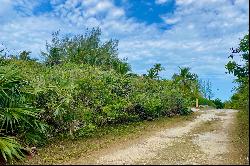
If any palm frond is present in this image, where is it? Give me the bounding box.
[0,136,24,162]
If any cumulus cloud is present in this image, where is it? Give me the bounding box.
[53,0,125,25]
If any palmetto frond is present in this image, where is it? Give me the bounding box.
[0,136,25,162]
[0,69,46,163]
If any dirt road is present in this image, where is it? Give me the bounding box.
[67,109,247,165]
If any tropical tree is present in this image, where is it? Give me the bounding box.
[199,79,214,100]
[206,80,214,100]
[225,33,249,111]
[147,63,165,80]
[18,51,32,61]
[226,33,249,84]
[41,28,131,74]
[172,67,199,97]
[41,31,64,66]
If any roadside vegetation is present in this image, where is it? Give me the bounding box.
[224,33,249,164]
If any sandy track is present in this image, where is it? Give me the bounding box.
[70,109,241,165]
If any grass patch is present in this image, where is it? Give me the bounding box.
[230,109,249,164]
[17,113,197,165]
[191,118,221,134]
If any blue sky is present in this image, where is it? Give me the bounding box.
[0,0,249,101]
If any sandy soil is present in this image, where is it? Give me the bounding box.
[66,109,247,165]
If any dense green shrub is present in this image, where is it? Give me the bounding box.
[1,60,192,137]
[212,98,224,109]
[42,28,131,74]
[0,67,48,163]
[198,97,216,108]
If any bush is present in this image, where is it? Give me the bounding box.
[212,98,224,109]
[198,97,216,108]
[1,60,192,136]
[0,66,47,163]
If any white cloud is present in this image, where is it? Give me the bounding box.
[0,16,72,58]
[107,8,125,19]
[175,0,195,6]
[161,16,180,24]
[155,0,171,5]
[86,1,113,16]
